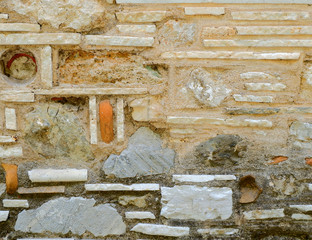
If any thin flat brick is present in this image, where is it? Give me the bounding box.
[198,228,239,235]
[185,7,225,15]
[28,169,88,182]
[5,108,17,130]
[85,35,154,47]
[2,163,18,194]
[17,186,65,194]
[117,24,156,33]
[225,107,280,115]
[0,23,40,32]
[233,94,273,103]
[0,90,35,102]
[116,11,166,22]
[231,11,310,20]
[35,88,147,95]
[0,136,17,143]
[245,83,286,91]
[243,209,285,220]
[85,183,160,191]
[125,211,156,219]
[3,199,29,208]
[131,223,189,237]
[203,39,312,47]
[99,100,114,144]
[237,26,312,35]
[89,96,97,145]
[117,0,312,3]
[117,98,125,142]
[40,46,53,88]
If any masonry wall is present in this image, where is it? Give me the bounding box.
[0,0,312,239]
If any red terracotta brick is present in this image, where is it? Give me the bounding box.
[305,158,312,166]
[268,156,288,165]
[1,163,18,194]
[99,100,114,143]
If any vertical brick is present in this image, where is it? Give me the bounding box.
[89,96,97,144]
[40,46,53,88]
[99,100,114,143]
[117,98,125,142]
[1,163,18,194]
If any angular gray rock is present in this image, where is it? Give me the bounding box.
[103,127,175,178]
[15,197,126,237]
[24,103,93,161]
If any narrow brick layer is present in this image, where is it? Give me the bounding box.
[85,35,154,47]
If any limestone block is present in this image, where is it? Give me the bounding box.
[198,228,239,235]
[203,39,312,47]
[244,83,286,91]
[117,25,156,33]
[233,94,273,103]
[85,35,154,47]
[40,46,53,88]
[131,223,190,237]
[85,183,160,191]
[161,185,233,220]
[0,23,40,32]
[0,211,9,222]
[231,11,310,20]
[0,146,22,158]
[5,108,17,130]
[3,199,29,208]
[173,175,236,182]
[18,186,65,194]
[243,209,285,220]
[28,169,88,182]
[185,7,225,15]
[116,98,125,142]
[237,26,312,35]
[116,11,166,22]
[89,96,97,145]
[0,90,35,102]
[125,211,156,219]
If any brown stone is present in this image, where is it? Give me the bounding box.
[305,158,312,166]
[268,156,288,165]
[99,100,114,143]
[239,175,262,204]
[17,186,65,194]
[1,163,18,194]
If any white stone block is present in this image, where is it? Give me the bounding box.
[231,11,310,21]
[0,23,40,32]
[0,146,22,158]
[0,90,35,102]
[131,223,190,237]
[40,46,53,88]
[3,199,29,208]
[117,25,156,33]
[0,211,9,222]
[117,0,312,3]
[291,214,312,220]
[89,96,97,145]
[125,211,156,219]
[243,209,285,220]
[161,51,300,60]
[309,184,312,191]
[198,228,239,235]
[116,11,166,22]
[290,205,312,212]
[116,98,125,142]
[0,14,8,19]
[35,88,147,95]
[203,39,312,47]
[85,35,154,47]
[240,72,276,81]
[5,108,17,130]
[244,83,286,91]
[173,175,236,183]
[161,186,233,220]
[185,7,225,15]
[233,94,273,103]
[28,169,88,182]
[85,183,160,191]
[0,136,16,143]
[237,26,312,35]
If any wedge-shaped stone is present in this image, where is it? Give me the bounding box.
[161,185,233,220]
[0,211,9,222]
[290,205,312,212]
[185,7,225,15]
[116,11,166,23]
[85,35,154,47]
[125,211,156,219]
[231,11,310,21]
[244,83,286,91]
[233,94,273,103]
[28,169,88,182]
[131,223,189,237]
[0,136,16,143]
[0,146,22,158]
[0,90,35,102]
[117,25,156,33]
[35,88,147,95]
[0,33,81,45]
[161,51,300,60]
[237,26,312,35]
[117,0,312,3]
[173,175,236,182]
[85,183,159,191]
[17,186,65,194]
[243,209,285,220]
[203,39,312,47]
[3,199,29,208]
[0,23,40,32]
[291,214,312,220]
[198,228,239,235]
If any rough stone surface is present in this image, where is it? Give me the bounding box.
[303,63,312,85]
[243,209,285,220]
[161,185,233,220]
[118,194,152,208]
[103,127,175,178]
[15,197,126,237]
[24,104,93,161]
[0,184,6,197]
[186,68,231,107]
[290,121,312,141]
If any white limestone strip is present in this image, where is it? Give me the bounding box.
[0,211,9,222]
[28,169,88,182]
[290,205,312,211]
[85,183,160,191]
[161,51,300,60]
[233,94,273,103]
[243,209,285,220]
[0,23,40,32]
[231,11,310,21]
[0,136,16,143]
[173,175,236,183]
[125,211,156,219]
[3,199,29,208]
[245,83,286,91]
[85,35,154,47]
[291,214,312,220]
[5,108,17,130]
[185,7,225,15]
[117,25,156,33]
[240,72,276,80]
[0,146,22,158]
[0,14,8,19]
[198,228,239,235]
[35,88,147,95]
[131,223,190,237]
[237,26,312,35]
[0,33,81,45]
[40,46,53,88]
[117,0,312,3]
[116,11,166,23]
[89,96,97,145]
[203,39,312,47]
[117,98,125,142]
[0,90,35,102]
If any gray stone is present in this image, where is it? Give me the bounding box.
[24,104,93,161]
[195,134,244,167]
[187,68,231,107]
[161,185,233,220]
[0,183,6,196]
[158,20,196,47]
[103,127,175,178]
[15,197,126,237]
[290,121,312,141]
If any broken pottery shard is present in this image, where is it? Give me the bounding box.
[239,175,262,204]
[99,100,114,143]
[103,127,175,178]
[15,197,126,237]
[2,163,18,194]
[268,156,288,165]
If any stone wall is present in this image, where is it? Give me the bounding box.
[0,0,312,239]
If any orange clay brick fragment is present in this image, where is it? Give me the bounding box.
[99,100,114,143]
[1,163,18,194]
[305,158,312,166]
[268,156,288,165]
